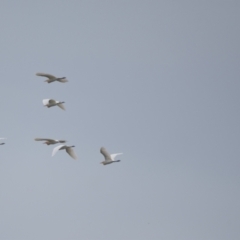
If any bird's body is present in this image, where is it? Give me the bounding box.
[35,138,66,145]
[52,145,77,160]
[36,73,68,83]
[100,147,123,165]
[42,99,65,110]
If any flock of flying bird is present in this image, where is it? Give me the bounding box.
[1,73,123,165]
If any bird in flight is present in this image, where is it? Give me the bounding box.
[100,147,123,165]
[42,99,66,110]
[52,145,77,160]
[36,73,68,83]
[35,138,67,145]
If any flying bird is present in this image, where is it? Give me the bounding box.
[43,99,65,110]
[100,147,123,165]
[35,138,66,145]
[52,145,77,160]
[36,73,68,83]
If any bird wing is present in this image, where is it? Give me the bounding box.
[52,144,65,156]
[100,147,112,161]
[57,103,65,110]
[110,153,123,160]
[36,73,56,79]
[42,99,50,105]
[66,147,77,160]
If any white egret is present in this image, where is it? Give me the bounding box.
[100,147,123,165]
[36,73,68,83]
[43,99,65,110]
[52,145,77,160]
[35,138,66,145]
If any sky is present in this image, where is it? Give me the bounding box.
[0,1,239,239]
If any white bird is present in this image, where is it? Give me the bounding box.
[0,138,6,145]
[52,145,77,160]
[100,147,123,165]
[35,138,66,145]
[36,73,68,83]
[43,99,65,110]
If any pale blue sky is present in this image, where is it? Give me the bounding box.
[0,1,239,239]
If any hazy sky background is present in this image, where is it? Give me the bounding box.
[0,1,239,239]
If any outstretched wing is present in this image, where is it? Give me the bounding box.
[110,153,123,160]
[52,144,65,157]
[57,103,65,110]
[100,147,112,161]
[36,73,56,79]
[66,148,77,160]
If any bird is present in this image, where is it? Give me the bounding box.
[36,73,68,83]
[0,138,6,145]
[52,145,77,160]
[35,138,66,145]
[43,99,65,110]
[100,147,123,165]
